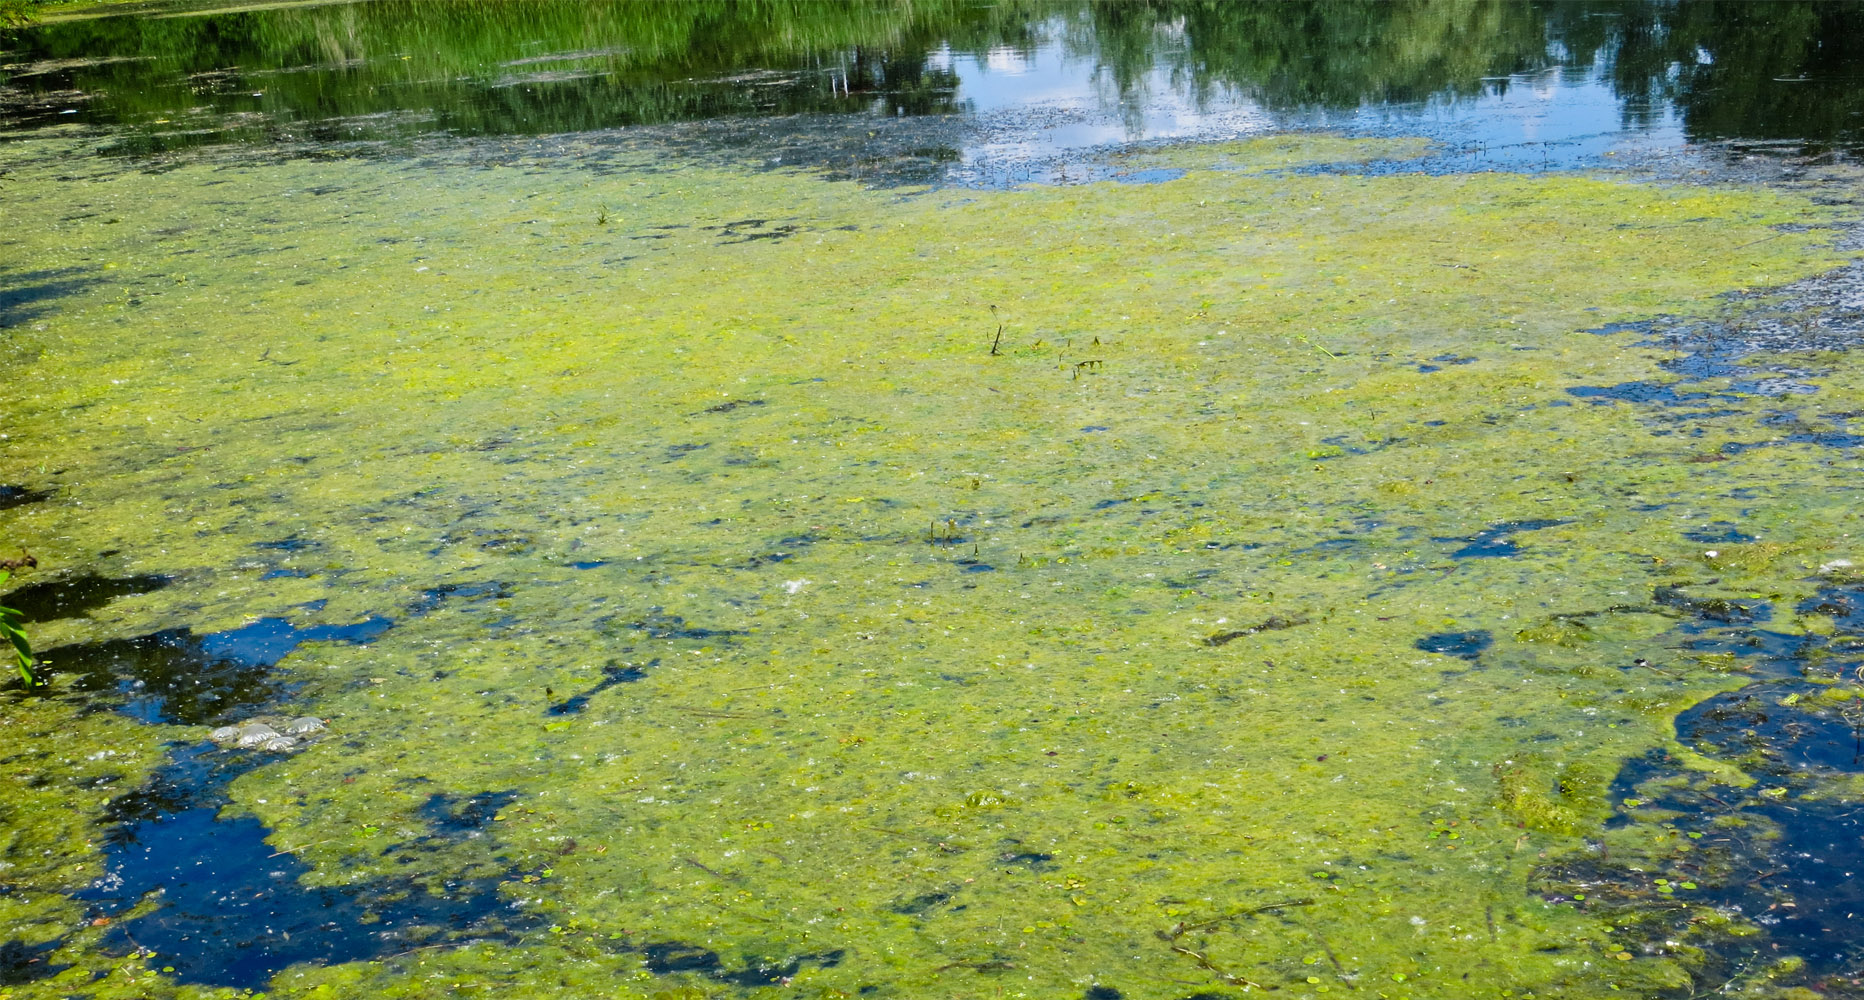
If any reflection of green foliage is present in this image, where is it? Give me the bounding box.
[0,0,43,29]
[10,0,1049,154]
[8,0,1864,157]
[1080,0,1549,109]
[1544,1,1864,148]
[0,570,36,686]
[1076,0,1864,147]
[22,0,1557,138]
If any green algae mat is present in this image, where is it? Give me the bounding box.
[4,132,1864,999]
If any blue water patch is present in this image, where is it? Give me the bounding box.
[1678,684,1864,774]
[1437,519,1566,558]
[1582,320,1653,337]
[1566,381,1715,405]
[1576,746,1864,976]
[80,744,531,990]
[1682,523,1757,544]
[1415,630,1492,659]
[1720,430,1864,455]
[1800,582,1864,632]
[1112,168,1184,185]
[1539,572,1864,979]
[199,615,394,668]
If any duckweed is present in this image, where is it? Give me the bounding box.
[1,130,1860,997]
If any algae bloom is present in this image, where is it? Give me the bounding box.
[3,9,1864,998]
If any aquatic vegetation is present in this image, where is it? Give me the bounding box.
[0,128,1861,999]
[0,571,37,685]
[1109,135,1436,176]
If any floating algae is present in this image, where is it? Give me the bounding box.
[1,128,1862,999]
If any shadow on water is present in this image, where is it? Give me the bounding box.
[641,941,846,988]
[0,267,99,328]
[547,658,651,715]
[0,938,66,986]
[0,485,51,511]
[625,610,746,642]
[416,790,521,837]
[0,572,171,623]
[18,613,391,724]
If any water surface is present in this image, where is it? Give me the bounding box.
[4,3,1864,999]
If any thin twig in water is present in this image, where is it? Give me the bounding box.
[1318,935,1346,974]
[671,705,754,719]
[1688,954,1755,998]
[683,856,740,881]
[385,943,460,961]
[934,959,1016,973]
[1161,898,1316,938]
[268,838,338,858]
[1731,232,1786,251]
[1293,334,1337,360]
[1165,943,1269,990]
[1157,897,1314,988]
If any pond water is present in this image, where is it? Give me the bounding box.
[4,3,1864,999]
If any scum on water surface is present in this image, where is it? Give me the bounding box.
[3,128,1864,999]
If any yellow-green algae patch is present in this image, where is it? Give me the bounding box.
[0,132,1859,998]
[1108,134,1438,174]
